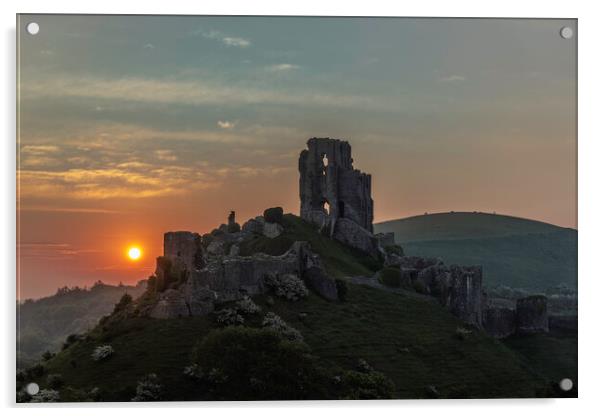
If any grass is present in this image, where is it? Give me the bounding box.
[239,214,381,277]
[503,327,578,398]
[36,283,554,400]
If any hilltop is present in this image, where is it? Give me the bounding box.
[375,212,577,290]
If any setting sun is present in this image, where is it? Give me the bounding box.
[127,246,142,261]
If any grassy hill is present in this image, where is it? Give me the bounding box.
[374,212,577,290]
[18,214,575,401]
[28,284,554,400]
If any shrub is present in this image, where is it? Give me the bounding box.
[64,386,101,402]
[192,327,327,400]
[384,244,404,257]
[263,207,284,224]
[339,370,395,399]
[264,273,308,301]
[412,279,428,294]
[41,350,54,361]
[236,296,262,315]
[214,308,244,326]
[29,389,60,403]
[379,267,402,288]
[46,373,64,389]
[356,358,374,373]
[91,344,114,361]
[62,333,82,350]
[183,364,203,381]
[113,293,133,313]
[27,363,46,378]
[262,312,304,342]
[335,278,348,301]
[131,373,162,402]
[454,327,472,340]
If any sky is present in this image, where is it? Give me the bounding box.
[17,15,577,299]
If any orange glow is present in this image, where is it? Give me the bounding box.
[127,246,142,261]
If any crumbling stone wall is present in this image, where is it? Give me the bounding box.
[482,307,516,338]
[149,223,341,319]
[391,256,484,327]
[164,231,204,271]
[299,138,374,234]
[516,295,549,334]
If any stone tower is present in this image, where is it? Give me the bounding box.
[299,138,374,234]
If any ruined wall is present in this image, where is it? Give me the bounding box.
[516,295,549,334]
[150,227,341,319]
[299,138,374,233]
[164,231,204,271]
[482,307,516,338]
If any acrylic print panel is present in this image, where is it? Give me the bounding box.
[16,15,577,402]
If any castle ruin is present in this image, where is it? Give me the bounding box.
[299,138,379,256]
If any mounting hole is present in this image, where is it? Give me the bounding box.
[560,26,573,39]
[559,378,573,391]
[25,382,39,395]
[26,22,40,35]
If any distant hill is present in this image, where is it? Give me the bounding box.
[17,281,146,369]
[374,212,577,291]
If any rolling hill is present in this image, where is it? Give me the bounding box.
[374,212,577,291]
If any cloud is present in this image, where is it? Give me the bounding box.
[222,37,251,48]
[143,43,155,49]
[266,63,300,72]
[217,120,235,129]
[21,145,60,155]
[19,206,121,214]
[154,149,178,161]
[193,28,251,48]
[439,75,466,83]
[18,242,102,259]
[18,164,220,200]
[22,76,386,111]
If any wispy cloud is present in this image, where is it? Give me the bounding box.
[266,63,300,72]
[18,206,122,214]
[18,164,219,200]
[21,145,60,154]
[22,76,386,110]
[192,28,251,48]
[154,149,178,161]
[439,75,466,83]
[18,242,102,259]
[217,120,235,129]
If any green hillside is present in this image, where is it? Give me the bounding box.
[17,282,146,369]
[375,212,577,290]
[25,284,553,401]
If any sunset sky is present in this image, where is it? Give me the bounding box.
[17,15,576,298]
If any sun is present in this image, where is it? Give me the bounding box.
[127,246,142,261]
